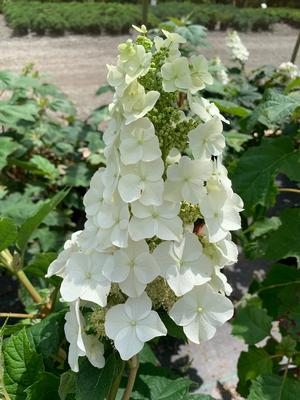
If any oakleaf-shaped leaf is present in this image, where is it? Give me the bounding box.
[3,329,44,400]
[264,208,300,266]
[231,136,296,212]
[232,305,272,345]
[248,374,300,400]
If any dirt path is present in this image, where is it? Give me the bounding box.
[1,16,299,118]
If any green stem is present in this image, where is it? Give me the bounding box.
[121,355,139,400]
[108,362,125,400]
[256,280,300,294]
[15,270,42,304]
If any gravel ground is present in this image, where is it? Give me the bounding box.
[0,17,299,118]
[1,16,299,399]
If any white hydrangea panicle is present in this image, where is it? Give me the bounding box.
[278,61,300,80]
[226,31,249,64]
[47,26,243,366]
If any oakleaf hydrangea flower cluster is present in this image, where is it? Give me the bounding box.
[47,27,243,371]
[278,61,300,81]
[226,31,249,64]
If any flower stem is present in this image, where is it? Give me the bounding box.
[0,312,39,319]
[121,355,139,400]
[108,361,125,400]
[15,270,42,304]
[279,188,300,195]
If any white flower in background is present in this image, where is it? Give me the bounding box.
[60,252,111,306]
[154,233,213,296]
[212,56,230,85]
[189,117,225,160]
[120,81,160,124]
[105,293,167,360]
[278,62,300,80]
[103,240,160,297]
[189,55,213,93]
[65,301,105,372]
[95,197,130,248]
[164,156,212,204]
[119,118,161,165]
[261,3,267,9]
[118,159,164,205]
[83,169,105,218]
[169,284,234,343]
[46,230,82,278]
[226,31,249,64]
[129,200,183,241]
[188,93,229,124]
[210,266,233,296]
[161,57,192,92]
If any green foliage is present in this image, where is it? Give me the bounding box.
[75,354,124,400]
[25,372,60,400]
[3,1,158,36]
[3,329,44,400]
[231,136,299,212]
[248,374,300,400]
[152,2,299,31]
[0,217,18,252]
[232,304,272,345]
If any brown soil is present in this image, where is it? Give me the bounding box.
[0,16,299,118]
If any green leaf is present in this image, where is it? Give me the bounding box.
[248,374,300,400]
[95,84,113,96]
[225,130,252,152]
[137,375,191,400]
[264,208,300,266]
[285,77,300,93]
[159,310,187,341]
[0,102,37,127]
[139,343,159,365]
[260,90,300,125]
[211,99,251,117]
[25,372,60,400]
[27,310,66,358]
[249,216,281,239]
[0,217,18,251]
[59,371,77,400]
[236,347,273,396]
[3,329,44,400]
[232,305,272,345]
[0,137,20,170]
[76,353,123,400]
[231,136,295,212]
[25,252,57,279]
[17,188,70,256]
[258,264,300,319]
[62,163,92,187]
[30,155,59,180]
